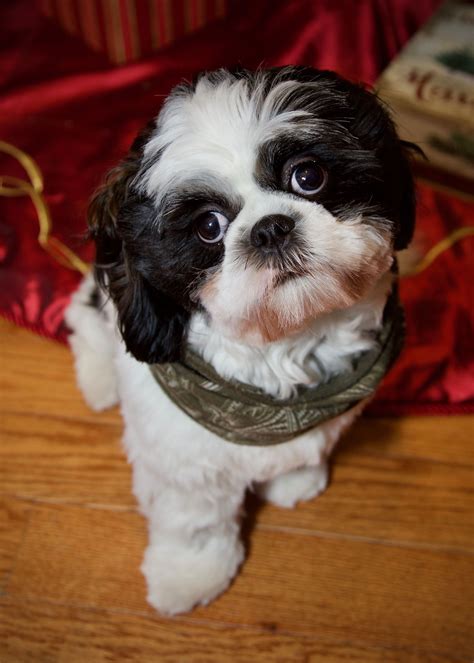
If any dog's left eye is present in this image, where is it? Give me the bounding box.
[195,211,229,244]
[287,158,327,196]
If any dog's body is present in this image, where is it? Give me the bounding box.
[66,67,415,615]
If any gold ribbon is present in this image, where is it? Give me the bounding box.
[0,139,472,279]
[401,226,474,277]
[0,140,89,275]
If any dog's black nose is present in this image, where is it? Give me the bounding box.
[250,215,295,250]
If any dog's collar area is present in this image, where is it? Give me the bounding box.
[149,291,405,446]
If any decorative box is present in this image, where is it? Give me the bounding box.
[377,1,474,196]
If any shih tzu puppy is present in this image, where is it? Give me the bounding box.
[66,66,415,615]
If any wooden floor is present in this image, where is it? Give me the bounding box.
[0,318,473,663]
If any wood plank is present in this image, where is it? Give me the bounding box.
[0,498,30,592]
[5,503,473,658]
[344,415,474,465]
[2,410,472,551]
[0,599,458,663]
[254,455,474,551]
[0,412,132,507]
[6,504,147,609]
[0,319,119,425]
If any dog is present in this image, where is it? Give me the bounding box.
[66,66,415,615]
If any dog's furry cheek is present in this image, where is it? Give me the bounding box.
[330,248,395,304]
[241,245,393,344]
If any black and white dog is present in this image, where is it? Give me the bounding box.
[66,66,415,615]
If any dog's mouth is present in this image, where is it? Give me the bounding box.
[273,266,308,287]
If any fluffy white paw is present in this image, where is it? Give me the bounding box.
[69,333,119,411]
[142,534,244,615]
[257,463,329,508]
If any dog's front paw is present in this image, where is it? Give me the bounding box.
[257,463,328,508]
[141,533,244,615]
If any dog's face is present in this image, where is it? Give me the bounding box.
[90,67,415,363]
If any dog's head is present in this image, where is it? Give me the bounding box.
[90,66,415,363]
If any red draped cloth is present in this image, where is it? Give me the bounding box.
[1,0,473,414]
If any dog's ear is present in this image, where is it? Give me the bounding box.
[380,137,417,251]
[390,140,420,251]
[344,85,417,251]
[88,127,189,364]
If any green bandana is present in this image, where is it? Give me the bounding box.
[149,292,405,446]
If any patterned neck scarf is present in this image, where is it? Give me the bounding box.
[149,292,405,446]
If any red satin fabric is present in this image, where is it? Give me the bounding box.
[1,0,472,413]
[374,185,474,415]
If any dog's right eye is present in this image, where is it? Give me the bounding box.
[195,211,229,244]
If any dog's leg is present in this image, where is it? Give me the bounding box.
[65,274,119,411]
[255,462,329,508]
[141,478,245,615]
